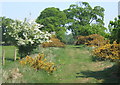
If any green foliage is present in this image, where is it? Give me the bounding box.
[62,33,75,45]
[67,24,107,37]
[36,7,67,42]
[63,2,105,37]
[90,24,107,37]
[108,15,120,43]
[2,45,118,83]
[0,17,14,44]
[5,19,51,58]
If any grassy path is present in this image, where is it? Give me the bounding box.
[2,46,119,83]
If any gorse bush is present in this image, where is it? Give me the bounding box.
[42,35,65,48]
[75,34,109,47]
[19,53,56,73]
[93,41,120,62]
[93,41,120,77]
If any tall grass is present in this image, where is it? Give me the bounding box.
[2,45,118,83]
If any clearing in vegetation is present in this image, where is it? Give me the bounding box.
[1,45,119,83]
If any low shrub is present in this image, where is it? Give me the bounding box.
[19,53,56,73]
[93,41,120,76]
[42,35,65,48]
[93,41,120,62]
[75,34,109,47]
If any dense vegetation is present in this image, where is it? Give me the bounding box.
[1,1,120,83]
[2,46,119,83]
[108,15,120,43]
[75,34,109,47]
[42,35,65,48]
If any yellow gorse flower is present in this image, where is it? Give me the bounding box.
[93,41,120,61]
[42,35,65,48]
[75,34,109,47]
[19,53,57,73]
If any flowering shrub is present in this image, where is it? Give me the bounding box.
[4,19,51,57]
[75,34,109,47]
[19,53,56,73]
[42,35,65,48]
[93,41,120,62]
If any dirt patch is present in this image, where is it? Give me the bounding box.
[3,68,23,80]
[89,62,114,71]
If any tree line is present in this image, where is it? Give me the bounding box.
[1,2,120,45]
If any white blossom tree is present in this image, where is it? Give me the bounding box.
[4,19,51,58]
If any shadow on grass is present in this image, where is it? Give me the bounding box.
[76,65,120,83]
[91,56,107,62]
[5,57,19,61]
[5,58,14,61]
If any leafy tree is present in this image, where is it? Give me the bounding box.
[68,23,107,37]
[36,7,67,42]
[5,19,51,58]
[0,17,14,44]
[63,2,105,37]
[90,24,108,38]
[108,15,120,43]
[61,33,75,45]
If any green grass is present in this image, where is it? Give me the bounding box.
[2,46,17,68]
[2,45,119,83]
